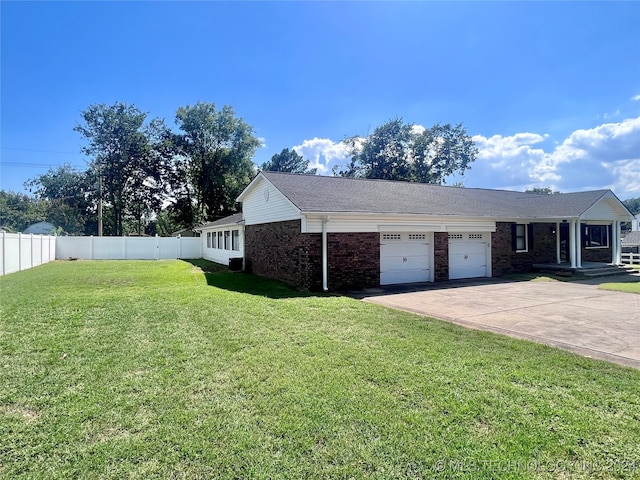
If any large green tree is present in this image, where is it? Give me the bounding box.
[173,102,260,225]
[25,164,95,235]
[335,118,477,184]
[74,103,168,236]
[0,191,48,232]
[260,148,317,174]
[623,197,640,215]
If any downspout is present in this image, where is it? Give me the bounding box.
[322,216,329,292]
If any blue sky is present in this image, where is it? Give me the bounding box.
[2,1,639,199]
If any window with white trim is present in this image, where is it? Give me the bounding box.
[207,232,211,249]
[218,231,223,250]
[212,232,217,249]
[408,233,426,240]
[449,234,463,240]
[468,233,483,240]
[232,229,240,251]
[515,224,527,252]
[585,225,609,248]
[224,230,230,250]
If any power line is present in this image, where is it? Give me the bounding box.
[1,147,84,155]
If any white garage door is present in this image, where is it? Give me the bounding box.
[380,233,432,285]
[449,233,489,280]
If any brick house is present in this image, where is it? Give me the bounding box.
[197,172,633,291]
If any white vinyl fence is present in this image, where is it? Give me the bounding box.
[1,233,57,276]
[622,252,640,265]
[56,236,202,261]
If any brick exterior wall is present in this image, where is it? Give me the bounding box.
[244,220,380,291]
[328,232,380,290]
[244,220,321,290]
[582,247,613,263]
[492,222,558,275]
[433,232,449,282]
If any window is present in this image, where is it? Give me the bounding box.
[408,234,426,240]
[212,231,217,249]
[449,234,463,240]
[224,230,230,250]
[382,234,402,240]
[512,223,533,252]
[218,231,223,250]
[585,225,609,248]
[232,229,240,251]
[207,232,211,248]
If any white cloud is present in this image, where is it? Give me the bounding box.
[292,137,351,174]
[470,116,640,198]
[410,124,426,135]
[292,116,640,199]
[632,94,640,102]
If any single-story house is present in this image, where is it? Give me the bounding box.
[198,172,633,291]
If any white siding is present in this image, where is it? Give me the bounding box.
[242,177,300,225]
[200,226,244,266]
[304,214,496,233]
[583,196,632,221]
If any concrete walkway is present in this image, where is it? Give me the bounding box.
[356,276,640,369]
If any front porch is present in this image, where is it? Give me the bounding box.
[548,219,623,269]
[532,261,636,277]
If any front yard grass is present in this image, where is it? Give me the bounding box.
[1,260,639,479]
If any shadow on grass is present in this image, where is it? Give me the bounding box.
[182,259,326,299]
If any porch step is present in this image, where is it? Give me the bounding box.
[579,265,639,277]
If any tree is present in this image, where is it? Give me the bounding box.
[25,164,94,235]
[525,187,559,195]
[173,102,260,225]
[334,118,477,184]
[260,148,317,174]
[74,103,168,236]
[0,191,48,232]
[623,197,640,215]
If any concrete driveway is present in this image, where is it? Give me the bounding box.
[356,277,640,369]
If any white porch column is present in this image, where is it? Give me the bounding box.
[569,220,576,268]
[575,220,582,268]
[556,221,561,264]
[613,221,621,265]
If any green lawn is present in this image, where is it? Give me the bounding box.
[1,260,639,479]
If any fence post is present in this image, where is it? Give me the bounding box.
[155,234,159,261]
[18,233,22,272]
[1,232,5,276]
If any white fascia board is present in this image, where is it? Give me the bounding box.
[236,172,265,203]
[198,223,244,232]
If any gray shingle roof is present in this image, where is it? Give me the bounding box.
[260,171,611,219]
[195,212,243,230]
[622,231,640,246]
